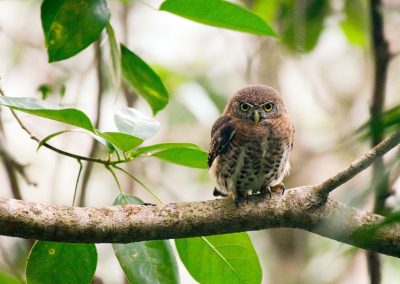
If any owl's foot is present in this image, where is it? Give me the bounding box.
[231,192,249,208]
[270,183,286,196]
[260,186,272,198]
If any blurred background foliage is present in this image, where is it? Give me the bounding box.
[0,0,399,283]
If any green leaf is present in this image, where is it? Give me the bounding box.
[135,142,207,168]
[37,129,116,153]
[121,45,169,115]
[175,233,262,284]
[277,0,329,52]
[41,0,110,62]
[0,97,95,132]
[37,130,71,151]
[106,22,121,89]
[160,0,277,37]
[340,0,368,47]
[113,194,180,284]
[100,132,143,152]
[152,147,208,169]
[26,241,97,284]
[135,142,200,156]
[0,271,22,284]
[114,107,160,140]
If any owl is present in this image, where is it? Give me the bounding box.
[208,84,294,205]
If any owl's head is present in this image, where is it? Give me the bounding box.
[224,84,287,125]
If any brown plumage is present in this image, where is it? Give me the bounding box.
[208,84,294,205]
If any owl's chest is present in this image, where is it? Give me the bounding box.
[215,132,286,190]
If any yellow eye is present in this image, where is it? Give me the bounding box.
[263,103,274,112]
[240,102,250,112]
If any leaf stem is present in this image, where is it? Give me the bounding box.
[72,159,83,206]
[113,165,164,204]
[106,164,126,199]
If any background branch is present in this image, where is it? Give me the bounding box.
[315,131,400,196]
[78,38,106,206]
[368,0,391,282]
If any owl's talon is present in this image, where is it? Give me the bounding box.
[270,183,286,196]
[280,184,286,195]
[260,186,272,198]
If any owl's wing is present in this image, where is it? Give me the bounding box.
[208,116,236,168]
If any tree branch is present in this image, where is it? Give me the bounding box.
[315,131,400,196]
[78,38,105,206]
[0,132,398,257]
[1,187,400,257]
[368,0,391,281]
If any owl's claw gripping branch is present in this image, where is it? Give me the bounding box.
[260,186,272,198]
[270,183,286,196]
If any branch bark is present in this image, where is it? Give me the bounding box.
[1,187,400,257]
[0,132,399,257]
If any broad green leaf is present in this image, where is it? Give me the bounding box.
[340,0,368,47]
[135,142,200,157]
[106,22,121,89]
[121,45,169,115]
[0,97,95,132]
[37,129,115,153]
[115,107,160,140]
[160,0,277,37]
[135,142,208,168]
[26,241,97,284]
[113,194,180,284]
[41,0,110,62]
[113,194,143,206]
[0,271,22,284]
[277,0,329,52]
[100,132,143,152]
[152,147,208,169]
[175,233,262,284]
[251,0,280,23]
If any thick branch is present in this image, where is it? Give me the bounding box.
[1,187,400,257]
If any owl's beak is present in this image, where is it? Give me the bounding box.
[252,110,260,125]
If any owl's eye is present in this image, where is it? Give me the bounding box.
[263,102,274,112]
[240,102,250,112]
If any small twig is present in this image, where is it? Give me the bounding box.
[315,131,400,196]
[1,86,107,164]
[78,39,105,206]
[72,160,83,207]
[0,147,23,200]
[0,87,134,169]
